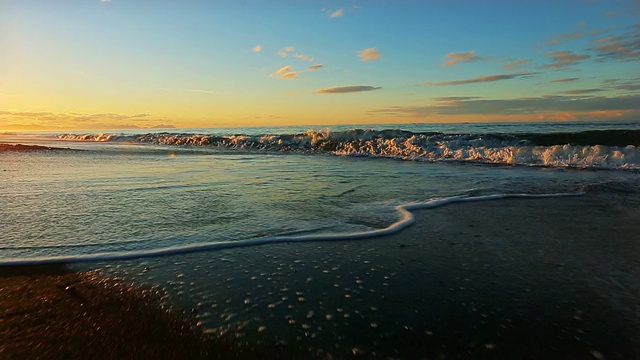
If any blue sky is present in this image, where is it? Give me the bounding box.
[1,0,639,130]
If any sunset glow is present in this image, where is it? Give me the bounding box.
[1,0,639,131]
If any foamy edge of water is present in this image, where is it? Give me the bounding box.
[56,131,639,170]
[0,192,584,266]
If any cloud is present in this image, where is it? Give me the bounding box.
[358,48,381,62]
[603,10,620,19]
[274,65,291,75]
[270,65,299,80]
[275,48,311,63]
[280,72,299,80]
[314,85,381,94]
[368,94,640,120]
[595,36,619,43]
[548,27,611,45]
[0,110,172,130]
[293,53,315,62]
[590,27,640,61]
[442,51,481,67]
[430,96,482,101]
[307,64,324,71]
[543,50,591,69]
[502,59,529,70]
[65,113,152,122]
[551,77,580,82]
[100,0,111,2]
[614,84,640,91]
[606,78,640,91]
[329,8,344,18]
[278,47,295,57]
[423,72,534,86]
[558,89,604,95]
[253,45,262,53]
[150,124,176,129]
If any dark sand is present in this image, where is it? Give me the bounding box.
[2,192,639,359]
[0,265,297,359]
[0,265,206,359]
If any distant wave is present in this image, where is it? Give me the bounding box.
[57,129,640,169]
[0,192,583,266]
[0,144,75,152]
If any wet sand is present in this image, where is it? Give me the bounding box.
[2,192,639,359]
[0,265,207,359]
[101,192,639,359]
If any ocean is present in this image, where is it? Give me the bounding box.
[1,120,639,357]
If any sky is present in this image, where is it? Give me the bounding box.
[1,0,639,131]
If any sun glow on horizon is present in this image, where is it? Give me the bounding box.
[1,1,639,131]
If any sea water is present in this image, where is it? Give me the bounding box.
[1,120,639,262]
[2,121,640,357]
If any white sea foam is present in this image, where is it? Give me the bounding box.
[0,192,584,266]
[56,130,640,169]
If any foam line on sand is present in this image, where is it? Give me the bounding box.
[0,192,584,266]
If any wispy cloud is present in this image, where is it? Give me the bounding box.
[314,85,381,94]
[253,45,262,53]
[551,77,580,82]
[270,65,299,80]
[603,10,621,19]
[0,110,173,129]
[431,96,482,101]
[273,65,291,75]
[606,78,640,91]
[590,26,640,62]
[368,94,640,120]
[423,72,534,86]
[358,48,381,62]
[329,8,344,18]
[543,50,591,69]
[615,84,640,90]
[442,51,482,67]
[558,88,604,95]
[280,72,299,80]
[595,35,618,43]
[278,46,295,57]
[307,64,324,71]
[548,27,611,45]
[293,53,315,62]
[503,59,528,70]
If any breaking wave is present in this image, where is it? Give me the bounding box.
[57,129,640,169]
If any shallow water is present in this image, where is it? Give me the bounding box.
[1,141,636,261]
[2,122,640,357]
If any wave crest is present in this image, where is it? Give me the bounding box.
[57,129,640,169]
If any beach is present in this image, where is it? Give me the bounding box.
[4,0,640,357]
[3,191,637,359]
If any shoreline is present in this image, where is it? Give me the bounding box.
[0,192,585,266]
[2,192,639,358]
